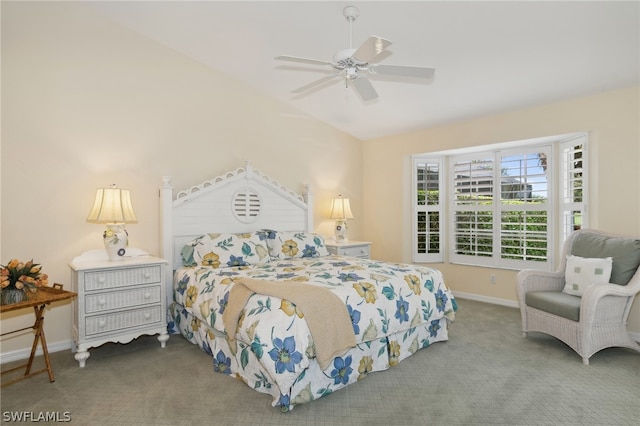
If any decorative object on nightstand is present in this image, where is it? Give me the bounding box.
[69,249,169,367]
[329,195,354,242]
[326,240,372,259]
[86,184,138,262]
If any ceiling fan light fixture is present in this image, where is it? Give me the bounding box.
[333,48,357,65]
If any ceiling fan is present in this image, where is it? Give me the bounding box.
[275,6,435,101]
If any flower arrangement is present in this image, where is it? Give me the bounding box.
[1,259,49,294]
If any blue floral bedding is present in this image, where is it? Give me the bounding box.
[168,254,456,412]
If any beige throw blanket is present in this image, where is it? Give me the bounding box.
[223,277,356,370]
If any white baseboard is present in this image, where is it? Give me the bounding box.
[0,340,74,365]
[453,291,520,309]
[453,291,640,343]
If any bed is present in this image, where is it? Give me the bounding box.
[160,162,457,412]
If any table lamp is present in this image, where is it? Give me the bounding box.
[329,195,354,242]
[87,185,138,261]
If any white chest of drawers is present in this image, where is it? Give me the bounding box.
[325,241,372,259]
[69,250,169,367]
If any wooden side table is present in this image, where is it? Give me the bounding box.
[0,284,77,387]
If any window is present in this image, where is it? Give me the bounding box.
[412,133,587,271]
[560,138,586,240]
[413,158,443,262]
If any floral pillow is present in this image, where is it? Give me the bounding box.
[181,233,270,268]
[261,230,329,260]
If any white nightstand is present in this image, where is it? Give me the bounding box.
[325,240,372,259]
[69,249,169,367]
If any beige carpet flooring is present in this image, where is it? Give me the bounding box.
[1,299,639,425]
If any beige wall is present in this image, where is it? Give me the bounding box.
[1,3,363,357]
[2,2,639,360]
[363,86,640,334]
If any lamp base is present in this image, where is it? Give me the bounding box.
[103,223,128,261]
[334,220,348,242]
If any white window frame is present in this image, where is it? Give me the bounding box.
[411,132,588,271]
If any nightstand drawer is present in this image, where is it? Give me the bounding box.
[85,306,162,336]
[338,245,370,257]
[84,285,162,314]
[84,265,162,291]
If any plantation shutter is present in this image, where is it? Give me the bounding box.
[449,149,552,270]
[411,132,585,271]
[450,154,495,267]
[560,135,587,241]
[497,147,551,269]
[413,157,443,262]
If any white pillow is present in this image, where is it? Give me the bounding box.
[562,255,613,296]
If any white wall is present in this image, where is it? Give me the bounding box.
[363,86,640,334]
[1,3,363,358]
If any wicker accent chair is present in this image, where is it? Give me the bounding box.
[516,229,640,365]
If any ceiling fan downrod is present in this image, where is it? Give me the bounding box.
[343,6,359,49]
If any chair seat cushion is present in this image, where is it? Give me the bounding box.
[525,291,581,321]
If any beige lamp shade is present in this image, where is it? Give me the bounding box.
[87,185,138,224]
[329,196,354,220]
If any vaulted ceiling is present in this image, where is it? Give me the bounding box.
[89,1,640,140]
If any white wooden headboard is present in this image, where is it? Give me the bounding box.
[159,162,313,300]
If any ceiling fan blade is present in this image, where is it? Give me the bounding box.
[351,76,378,101]
[275,55,333,67]
[370,64,435,79]
[351,36,392,63]
[291,74,339,94]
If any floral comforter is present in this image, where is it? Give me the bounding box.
[169,255,456,411]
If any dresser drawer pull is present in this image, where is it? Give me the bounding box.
[98,276,106,284]
[98,298,106,307]
[144,312,151,320]
[144,292,151,299]
[144,272,151,279]
[98,320,106,328]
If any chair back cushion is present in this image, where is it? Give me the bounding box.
[570,233,640,285]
